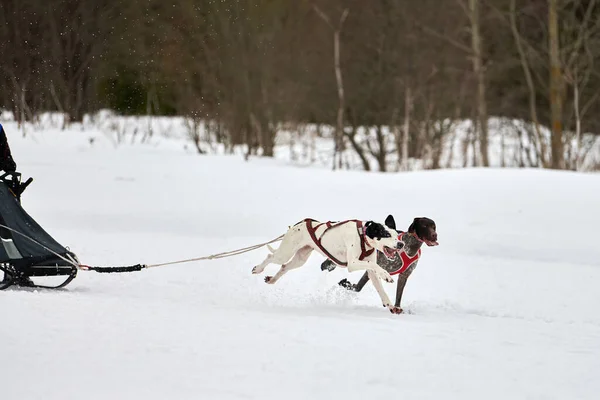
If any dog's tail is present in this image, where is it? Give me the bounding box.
[267,244,278,254]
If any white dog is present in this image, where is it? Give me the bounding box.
[252,215,404,313]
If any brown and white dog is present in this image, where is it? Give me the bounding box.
[321,216,438,313]
[252,216,404,313]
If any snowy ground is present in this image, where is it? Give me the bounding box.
[2,124,600,399]
[5,110,599,171]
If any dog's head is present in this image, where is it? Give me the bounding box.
[364,216,401,259]
[407,217,438,246]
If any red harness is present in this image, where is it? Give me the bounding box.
[390,232,422,275]
[302,219,374,266]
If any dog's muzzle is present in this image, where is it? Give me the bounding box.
[426,233,439,246]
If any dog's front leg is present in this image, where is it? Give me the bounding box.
[346,259,394,283]
[394,274,409,312]
[394,264,416,309]
[367,270,395,312]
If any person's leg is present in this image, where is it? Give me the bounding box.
[0,124,17,172]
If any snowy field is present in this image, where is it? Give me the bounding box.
[1,121,600,399]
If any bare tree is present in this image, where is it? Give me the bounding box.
[312,4,349,170]
[400,86,412,171]
[489,0,600,170]
[344,125,371,171]
[560,0,600,170]
[0,0,45,125]
[508,0,547,166]
[418,0,490,167]
[548,0,564,169]
[42,0,116,123]
[467,0,490,167]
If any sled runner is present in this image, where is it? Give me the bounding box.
[0,172,78,290]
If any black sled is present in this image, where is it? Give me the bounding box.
[0,172,78,290]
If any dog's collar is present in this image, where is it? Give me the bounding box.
[361,224,368,240]
[412,232,423,243]
[404,231,423,243]
[360,223,377,248]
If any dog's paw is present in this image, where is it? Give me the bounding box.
[378,270,394,283]
[338,278,357,291]
[264,276,273,284]
[388,305,403,314]
[252,265,262,274]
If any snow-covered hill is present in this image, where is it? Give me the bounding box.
[1,122,600,399]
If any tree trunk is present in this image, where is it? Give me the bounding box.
[345,127,371,171]
[392,108,401,171]
[548,0,564,169]
[333,29,343,170]
[377,125,387,172]
[332,12,348,170]
[469,0,489,167]
[20,87,26,136]
[509,0,547,167]
[312,6,348,171]
[262,126,275,157]
[249,112,274,157]
[573,71,582,170]
[469,112,478,167]
[260,81,275,158]
[401,86,412,171]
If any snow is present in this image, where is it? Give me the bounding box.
[1,120,600,399]
[4,109,599,171]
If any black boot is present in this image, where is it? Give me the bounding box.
[15,275,34,287]
[338,278,360,291]
[338,272,370,292]
[321,259,336,272]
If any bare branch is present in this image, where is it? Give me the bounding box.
[566,0,597,71]
[312,4,333,29]
[340,8,349,25]
[455,0,470,19]
[485,0,546,63]
[509,0,546,166]
[580,90,600,119]
[419,24,472,54]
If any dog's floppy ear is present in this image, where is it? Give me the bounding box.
[364,221,391,240]
[384,214,396,231]
[364,221,375,239]
[408,217,418,233]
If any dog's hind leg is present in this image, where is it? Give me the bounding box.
[252,226,306,275]
[252,253,275,275]
[321,259,336,272]
[265,246,313,284]
[338,271,370,292]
